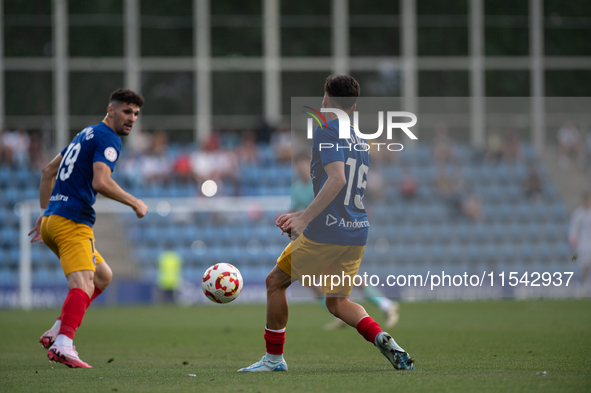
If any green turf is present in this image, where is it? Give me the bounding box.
[1,299,590,392]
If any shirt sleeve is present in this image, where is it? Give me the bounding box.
[314,125,344,166]
[93,134,121,171]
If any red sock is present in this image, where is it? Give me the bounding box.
[58,288,91,340]
[264,328,285,355]
[90,287,103,303]
[356,316,383,345]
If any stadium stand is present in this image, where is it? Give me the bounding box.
[0,142,572,289]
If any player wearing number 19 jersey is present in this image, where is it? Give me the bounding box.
[239,75,413,373]
[28,88,148,368]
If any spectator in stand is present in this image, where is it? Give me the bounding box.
[501,128,522,164]
[118,153,143,188]
[150,130,168,156]
[28,133,46,170]
[399,165,419,200]
[203,130,221,152]
[271,123,291,164]
[463,193,484,222]
[522,162,544,200]
[569,192,591,286]
[3,126,30,167]
[129,127,152,155]
[172,151,193,185]
[141,130,171,185]
[434,167,456,200]
[371,134,400,165]
[216,146,240,191]
[485,129,503,164]
[190,140,218,184]
[557,120,583,169]
[434,167,483,222]
[190,132,239,194]
[432,123,457,165]
[236,130,261,165]
[0,127,10,165]
[364,159,385,203]
[291,152,314,212]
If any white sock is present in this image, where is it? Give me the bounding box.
[265,327,286,333]
[378,298,393,313]
[55,334,73,347]
[50,320,61,336]
[266,353,284,362]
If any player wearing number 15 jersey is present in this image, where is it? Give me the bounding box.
[239,75,413,373]
[28,89,148,368]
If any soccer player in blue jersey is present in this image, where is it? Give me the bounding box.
[28,88,148,368]
[239,75,413,372]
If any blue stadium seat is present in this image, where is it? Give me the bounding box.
[0,166,11,187]
[32,267,51,285]
[0,228,19,249]
[0,267,15,286]
[110,142,573,288]
[4,188,21,207]
[0,249,7,267]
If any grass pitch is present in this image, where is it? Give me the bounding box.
[1,299,590,392]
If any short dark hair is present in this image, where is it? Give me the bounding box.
[324,75,360,109]
[109,88,144,108]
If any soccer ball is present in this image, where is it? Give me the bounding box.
[202,263,243,304]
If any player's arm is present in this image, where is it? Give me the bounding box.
[92,161,148,218]
[40,154,62,209]
[276,211,304,235]
[28,154,63,242]
[282,161,346,238]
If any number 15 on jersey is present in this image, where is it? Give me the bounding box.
[344,157,368,209]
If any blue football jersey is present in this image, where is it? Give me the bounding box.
[44,122,122,227]
[303,117,370,246]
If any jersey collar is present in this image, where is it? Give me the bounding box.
[101,120,117,134]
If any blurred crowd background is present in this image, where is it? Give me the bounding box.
[1,0,591,305]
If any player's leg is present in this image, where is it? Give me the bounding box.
[238,243,295,372]
[47,269,94,368]
[324,284,399,330]
[91,257,112,302]
[58,270,94,345]
[39,218,106,351]
[38,216,62,348]
[316,283,348,330]
[324,295,368,326]
[44,216,97,368]
[265,265,292,330]
[39,261,107,349]
[360,284,399,328]
[324,295,412,370]
[323,247,413,370]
